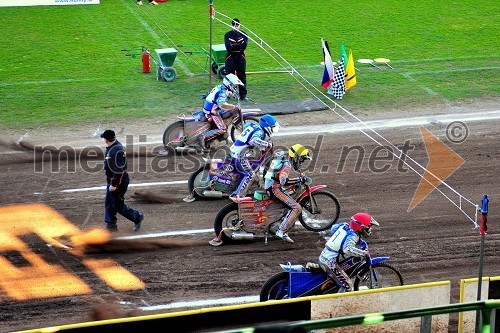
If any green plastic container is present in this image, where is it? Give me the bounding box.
[253,190,269,201]
[211,44,226,65]
[155,48,178,68]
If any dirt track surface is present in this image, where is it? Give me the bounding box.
[1,101,499,332]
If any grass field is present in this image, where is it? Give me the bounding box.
[0,0,498,128]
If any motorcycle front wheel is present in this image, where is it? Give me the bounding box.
[354,262,404,290]
[298,190,340,231]
[230,116,260,143]
[213,202,240,243]
[162,121,185,149]
[259,272,289,302]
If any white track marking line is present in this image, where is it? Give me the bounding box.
[139,295,260,311]
[116,229,213,239]
[142,109,500,143]
[60,180,187,193]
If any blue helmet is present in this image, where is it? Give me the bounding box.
[259,114,279,136]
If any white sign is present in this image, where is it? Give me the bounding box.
[0,0,99,7]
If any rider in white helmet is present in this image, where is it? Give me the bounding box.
[200,73,243,151]
[318,212,379,292]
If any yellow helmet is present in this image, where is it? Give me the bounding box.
[289,144,311,170]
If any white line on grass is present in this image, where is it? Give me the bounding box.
[121,0,191,76]
[0,78,103,87]
[401,66,500,96]
[404,66,500,76]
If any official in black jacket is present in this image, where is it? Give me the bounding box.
[101,130,144,232]
[224,18,248,100]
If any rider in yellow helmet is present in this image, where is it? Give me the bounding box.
[264,144,312,243]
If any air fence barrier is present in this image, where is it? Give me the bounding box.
[459,276,500,333]
[14,278,500,333]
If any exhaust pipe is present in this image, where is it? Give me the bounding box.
[175,147,198,153]
[231,232,255,240]
[201,190,225,198]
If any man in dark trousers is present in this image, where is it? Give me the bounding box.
[224,18,248,100]
[101,129,144,232]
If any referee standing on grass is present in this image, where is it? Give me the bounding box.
[224,18,248,100]
[101,129,144,232]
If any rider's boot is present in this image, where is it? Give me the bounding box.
[275,229,294,243]
[198,136,208,154]
[338,284,352,293]
[232,173,253,199]
[200,129,225,153]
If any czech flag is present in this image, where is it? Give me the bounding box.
[321,39,335,88]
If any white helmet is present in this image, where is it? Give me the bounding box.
[223,73,243,93]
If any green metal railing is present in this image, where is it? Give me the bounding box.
[223,300,500,333]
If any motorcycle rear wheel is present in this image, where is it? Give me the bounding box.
[187,165,214,201]
[298,190,340,231]
[213,202,240,243]
[354,262,404,290]
[162,121,185,150]
[259,272,289,301]
[230,116,260,143]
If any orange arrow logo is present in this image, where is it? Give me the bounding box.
[408,126,464,211]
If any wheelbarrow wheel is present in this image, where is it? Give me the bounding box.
[156,66,163,81]
[211,61,218,75]
[217,65,226,79]
[161,67,177,82]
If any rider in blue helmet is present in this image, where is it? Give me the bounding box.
[230,114,280,198]
[259,114,278,136]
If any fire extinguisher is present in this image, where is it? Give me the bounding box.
[142,47,151,74]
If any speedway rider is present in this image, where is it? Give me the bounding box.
[264,144,312,243]
[200,73,243,151]
[230,114,279,199]
[318,212,379,292]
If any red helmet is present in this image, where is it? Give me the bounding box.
[349,212,379,237]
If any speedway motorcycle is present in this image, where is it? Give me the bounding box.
[185,147,273,201]
[260,246,404,301]
[161,99,259,155]
[209,170,341,246]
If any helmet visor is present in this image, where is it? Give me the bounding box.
[370,217,379,226]
[272,122,281,134]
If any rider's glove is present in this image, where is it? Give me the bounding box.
[364,251,370,257]
[234,105,241,112]
[300,176,312,185]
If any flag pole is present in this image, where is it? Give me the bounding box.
[208,0,214,91]
[475,194,489,332]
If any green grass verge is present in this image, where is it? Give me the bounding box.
[0,0,498,128]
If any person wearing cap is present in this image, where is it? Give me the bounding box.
[224,18,248,100]
[101,129,144,232]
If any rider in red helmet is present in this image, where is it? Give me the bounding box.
[318,212,379,292]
